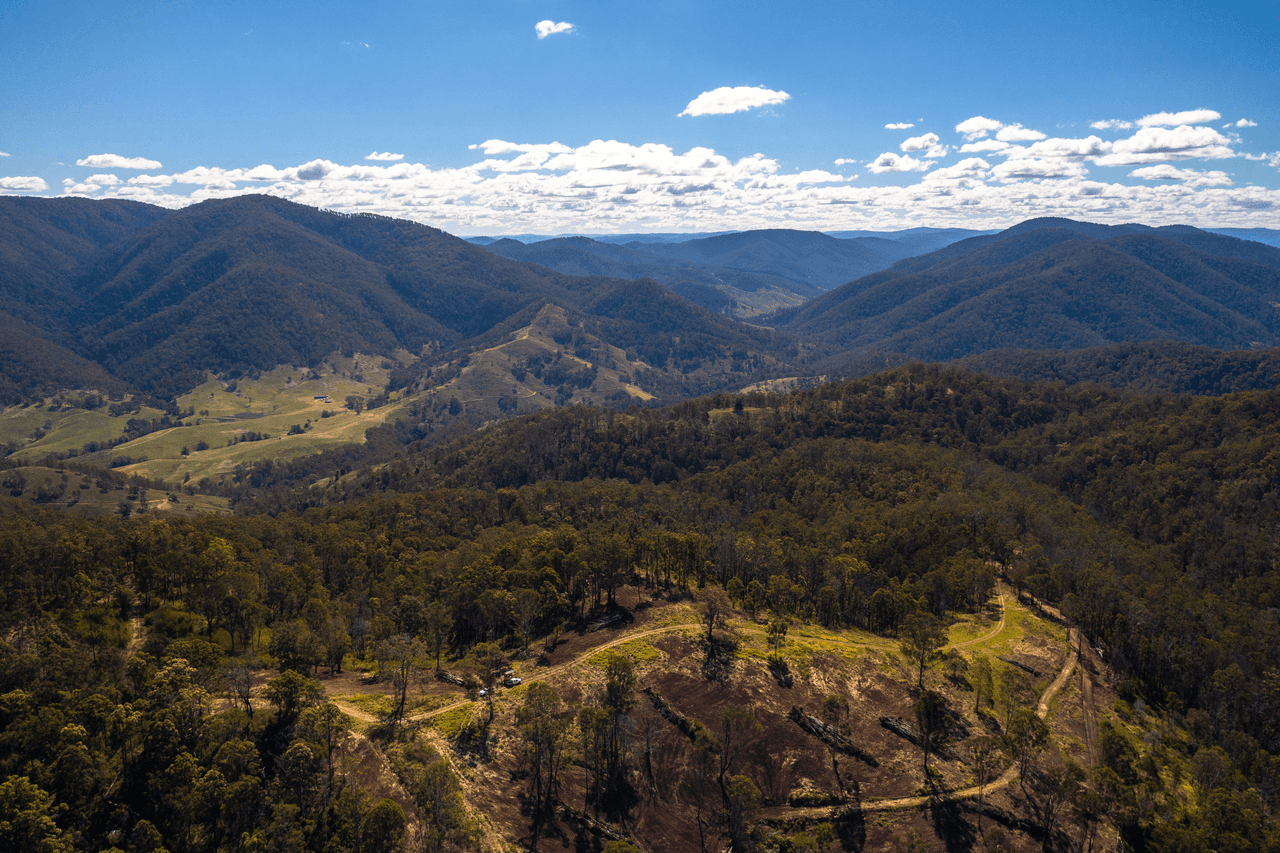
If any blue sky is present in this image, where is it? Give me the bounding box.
[2,0,1277,234]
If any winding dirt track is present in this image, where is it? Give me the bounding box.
[328,587,1012,726]
[784,625,1080,818]
[328,621,705,724]
[950,583,1007,651]
[325,586,1081,817]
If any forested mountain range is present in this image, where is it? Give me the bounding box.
[776,218,1280,363]
[475,228,980,317]
[7,195,1280,502]
[0,195,790,405]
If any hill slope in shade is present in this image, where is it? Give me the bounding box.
[478,228,987,317]
[0,196,168,334]
[0,195,785,402]
[779,219,1280,362]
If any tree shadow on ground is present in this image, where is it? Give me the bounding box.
[834,801,867,851]
[929,796,977,853]
[701,634,738,682]
[768,656,794,687]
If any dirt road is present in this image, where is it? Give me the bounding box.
[780,626,1080,817]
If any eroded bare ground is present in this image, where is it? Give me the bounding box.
[309,584,1101,852]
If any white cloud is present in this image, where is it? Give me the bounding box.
[75,132,1280,234]
[1233,119,1257,128]
[365,151,404,161]
[296,159,339,181]
[959,139,1012,154]
[535,20,575,39]
[956,116,1004,140]
[900,132,949,158]
[75,153,162,169]
[0,176,47,191]
[1130,165,1232,187]
[866,152,932,173]
[0,151,10,157]
[1095,125,1235,166]
[1244,152,1280,168]
[1005,135,1110,161]
[679,85,790,117]
[85,174,120,186]
[1137,109,1221,127]
[901,132,939,151]
[995,123,1047,142]
[885,122,914,130]
[834,158,858,165]
[1091,119,1134,131]
[991,158,1088,181]
[921,158,991,185]
[128,174,176,188]
[62,178,101,195]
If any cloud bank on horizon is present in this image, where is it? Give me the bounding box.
[18,102,1273,235]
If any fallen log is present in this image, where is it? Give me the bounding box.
[997,656,1040,676]
[789,706,880,767]
[878,716,956,760]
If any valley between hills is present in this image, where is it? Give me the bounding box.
[4,196,1280,853]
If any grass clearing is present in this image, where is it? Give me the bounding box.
[4,354,412,486]
[336,693,395,718]
[429,704,475,739]
[587,639,662,668]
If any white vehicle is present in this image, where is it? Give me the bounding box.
[504,676,522,687]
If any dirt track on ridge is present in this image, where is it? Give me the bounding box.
[324,586,1083,817]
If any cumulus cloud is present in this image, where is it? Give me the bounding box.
[679,85,790,117]
[1005,135,1110,161]
[1096,125,1234,166]
[535,20,575,39]
[85,174,120,186]
[956,116,1004,140]
[296,160,340,181]
[900,133,938,151]
[70,129,1280,235]
[885,122,914,129]
[866,152,932,173]
[365,151,404,161]
[991,158,1088,181]
[1245,152,1280,168]
[62,178,101,195]
[900,132,936,151]
[995,124,1047,142]
[921,158,991,185]
[1233,119,1257,128]
[1091,119,1134,131]
[1130,165,1232,187]
[75,153,162,169]
[0,176,47,191]
[900,132,948,159]
[1138,109,1221,127]
[959,139,1012,154]
[128,174,176,188]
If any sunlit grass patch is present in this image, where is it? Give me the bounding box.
[429,704,476,739]
[587,639,662,668]
[335,693,396,718]
[947,612,1001,645]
